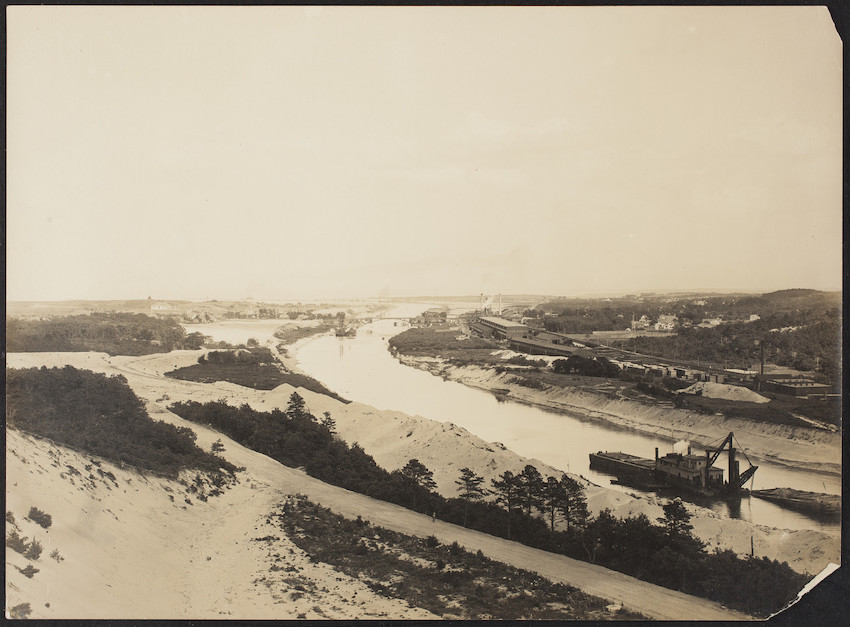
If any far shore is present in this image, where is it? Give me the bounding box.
[392,354,842,479]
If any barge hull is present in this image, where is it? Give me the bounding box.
[751,488,840,516]
[589,452,656,480]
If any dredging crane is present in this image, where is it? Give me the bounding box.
[704,432,758,493]
[590,431,757,497]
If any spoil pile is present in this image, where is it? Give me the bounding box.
[676,382,770,404]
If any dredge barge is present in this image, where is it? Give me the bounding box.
[589,432,758,497]
[750,488,840,517]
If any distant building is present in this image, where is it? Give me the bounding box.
[697,317,723,328]
[694,371,726,384]
[150,302,173,311]
[470,316,527,340]
[755,375,830,398]
[631,315,651,331]
[530,330,574,345]
[508,337,576,356]
[724,368,758,383]
[654,314,679,331]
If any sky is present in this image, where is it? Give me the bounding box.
[6,6,843,302]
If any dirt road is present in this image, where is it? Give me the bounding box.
[170,411,752,621]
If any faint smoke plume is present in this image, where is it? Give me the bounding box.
[673,440,690,455]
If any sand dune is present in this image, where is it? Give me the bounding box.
[5,428,437,620]
[7,418,756,620]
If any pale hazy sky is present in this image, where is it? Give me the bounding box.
[6,6,843,302]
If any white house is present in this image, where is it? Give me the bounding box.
[654,314,679,331]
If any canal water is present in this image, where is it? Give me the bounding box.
[292,304,840,533]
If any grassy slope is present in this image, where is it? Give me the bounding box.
[166,362,349,402]
[271,496,645,620]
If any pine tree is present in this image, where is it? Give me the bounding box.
[516,465,545,517]
[560,476,589,531]
[321,411,337,435]
[401,458,436,511]
[286,392,306,417]
[491,470,520,540]
[455,467,487,527]
[657,499,694,538]
[543,476,567,532]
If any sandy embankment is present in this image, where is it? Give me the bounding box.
[396,355,841,476]
[6,350,839,578]
[5,428,438,620]
[6,417,755,621]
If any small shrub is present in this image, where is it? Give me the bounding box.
[27,506,52,529]
[6,511,17,527]
[6,529,28,554]
[50,548,64,563]
[17,564,40,578]
[25,539,44,561]
[9,603,32,619]
[435,558,446,570]
[211,439,226,453]
[353,542,368,556]
[425,535,440,548]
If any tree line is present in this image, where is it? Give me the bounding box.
[5,366,236,479]
[552,355,621,378]
[198,347,277,365]
[620,314,840,385]
[536,289,839,330]
[534,290,840,384]
[168,395,806,616]
[6,313,200,355]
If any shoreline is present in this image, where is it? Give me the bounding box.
[395,353,842,479]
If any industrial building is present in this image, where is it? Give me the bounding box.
[506,329,578,356]
[470,316,527,340]
[508,337,577,356]
[755,375,831,398]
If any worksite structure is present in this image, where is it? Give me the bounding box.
[471,316,527,340]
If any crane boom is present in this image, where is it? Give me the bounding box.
[703,432,756,493]
[734,465,759,490]
[705,432,733,468]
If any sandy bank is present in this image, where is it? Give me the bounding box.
[397,356,841,477]
[5,428,437,620]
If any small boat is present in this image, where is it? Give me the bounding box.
[492,388,511,395]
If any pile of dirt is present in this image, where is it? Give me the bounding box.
[676,382,770,403]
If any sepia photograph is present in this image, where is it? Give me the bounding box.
[5,5,844,621]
